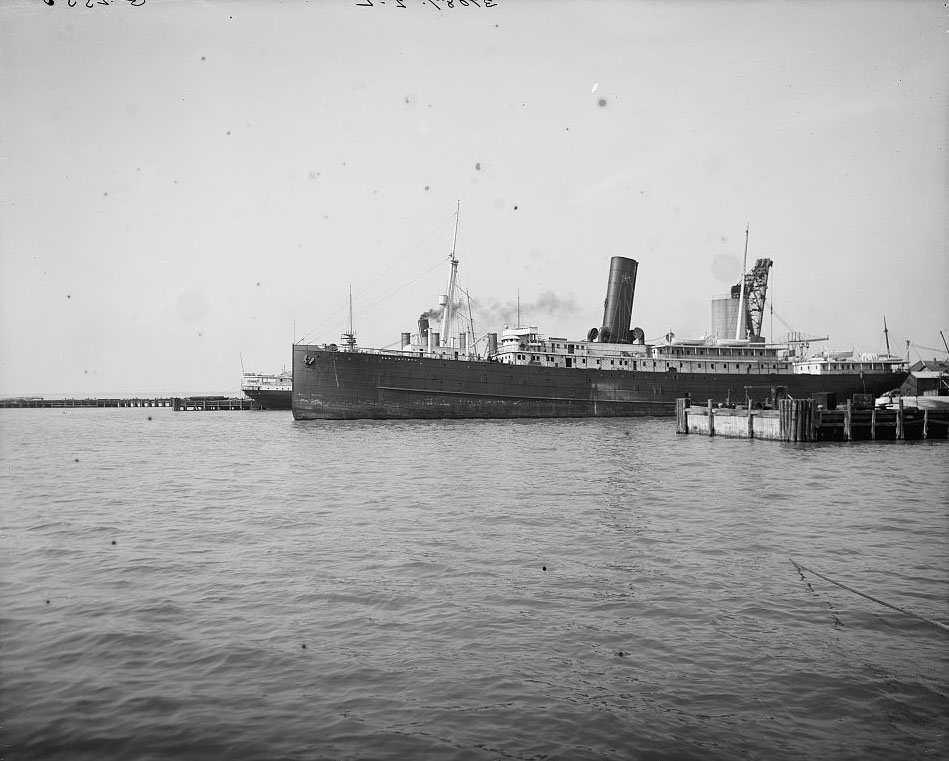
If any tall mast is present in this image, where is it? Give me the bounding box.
[341,286,356,350]
[441,201,461,346]
[735,224,749,341]
[883,315,891,355]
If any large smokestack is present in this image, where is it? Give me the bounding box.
[600,256,638,342]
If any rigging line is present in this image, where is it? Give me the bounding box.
[351,213,458,304]
[909,342,949,355]
[297,301,351,345]
[301,280,393,345]
[770,308,797,333]
[297,213,457,344]
[298,257,448,346]
[356,209,470,326]
[354,258,447,318]
[365,257,446,307]
[453,284,480,307]
[790,559,949,633]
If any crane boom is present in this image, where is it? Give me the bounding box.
[730,257,773,339]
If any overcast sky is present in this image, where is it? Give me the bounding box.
[1,0,945,396]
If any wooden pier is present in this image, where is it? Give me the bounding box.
[172,397,259,411]
[676,397,949,442]
[0,396,260,411]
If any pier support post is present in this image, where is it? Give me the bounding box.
[707,399,715,437]
[923,409,929,439]
[676,398,690,434]
[871,407,877,440]
[896,398,904,440]
[844,400,852,441]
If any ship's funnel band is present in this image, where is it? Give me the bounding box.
[600,256,638,342]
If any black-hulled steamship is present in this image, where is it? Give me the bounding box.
[292,223,906,420]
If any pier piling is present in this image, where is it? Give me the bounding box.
[675,398,690,434]
[677,397,947,442]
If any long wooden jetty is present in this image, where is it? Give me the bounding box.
[676,397,949,442]
[0,396,260,411]
[172,397,258,411]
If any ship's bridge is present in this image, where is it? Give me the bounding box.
[499,326,544,348]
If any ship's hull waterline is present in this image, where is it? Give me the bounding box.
[291,346,902,420]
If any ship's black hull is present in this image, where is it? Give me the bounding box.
[243,389,292,410]
[292,346,905,420]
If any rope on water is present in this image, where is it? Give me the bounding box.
[790,558,949,633]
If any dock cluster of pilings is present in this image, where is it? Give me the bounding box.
[676,398,949,442]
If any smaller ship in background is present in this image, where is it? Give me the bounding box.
[241,369,292,410]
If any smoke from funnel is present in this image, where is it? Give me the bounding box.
[478,291,580,328]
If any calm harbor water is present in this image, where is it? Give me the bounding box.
[1,408,946,760]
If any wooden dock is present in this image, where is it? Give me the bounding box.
[172,397,259,411]
[676,397,949,442]
[0,396,260,411]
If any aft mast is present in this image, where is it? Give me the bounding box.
[735,224,749,341]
